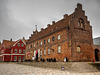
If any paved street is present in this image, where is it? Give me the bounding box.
[0,63,100,75]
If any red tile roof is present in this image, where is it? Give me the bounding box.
[2,40,16,48]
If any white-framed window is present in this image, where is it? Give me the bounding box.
[15,49,17,53]
[14,56,17,61]
[58,35,61,40]
[58,46,61,53]
[23,57,25,61]
[44,49,46,55]
[48,38,50,43]
[23,50,25,53]
[21,44,24,47]
[19,49,21,53]
[48,48,50,55]
[40,50,42,55]
[29,46,30,49]
[34,44,35,47]
[18,56,21,61]
[18,43,20,46]
[77,46,81,53]
[40,41,42,45]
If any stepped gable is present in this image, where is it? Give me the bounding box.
[27,13,74,44]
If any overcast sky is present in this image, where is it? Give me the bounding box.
[0,0,100,42]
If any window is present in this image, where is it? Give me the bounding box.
[77,46,81,52]
[52,36,55,41]
[44,49,46,55]
[44,40,46,44]
[58,35,60,40]
[34,44,35,47]
[48,48,50,55]
[15,49,17,53]
[48,38,50,43]
[58,46,61,53]
[14,56,17,61]
[40,50,42,55]
[23,50,25,53]
[18,56,21,61]
[19,49,21,53]
[40,41,42,45]
[29,46,30,49]
[78,18,84,28]
[18,43,20,46]
[23,57,25,61]
[37,42,38,46]
[31,45,32,48]
[21,44,24,47]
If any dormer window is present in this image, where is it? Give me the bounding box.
[78,18,84,28]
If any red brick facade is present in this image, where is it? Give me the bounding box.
[26,3,95,62]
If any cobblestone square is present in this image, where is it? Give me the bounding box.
[0,62,100,75]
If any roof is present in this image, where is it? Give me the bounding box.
[27,13,73,44]
[2,40,16,48]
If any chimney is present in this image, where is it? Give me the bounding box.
[41,28,44,31]
[47,24,50,28]
[63,14,68,19]
[52,21,55,25]
[10,38,12,42]
[23,37,25,40]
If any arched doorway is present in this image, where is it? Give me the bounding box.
[94,49,99,61]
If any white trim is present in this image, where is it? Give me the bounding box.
[0,55,3,57]
[1,54,25,56]
[13,39,26,46]
[11,54,25,55]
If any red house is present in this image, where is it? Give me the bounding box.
[0,38,26,62]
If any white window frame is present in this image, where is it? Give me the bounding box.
[48,48,50,55]
[44,49,46,55]
[23,57,25,61]
[58,46,61,53]
[23,50,25,53]
[15,49,17,53]
[58,35,61,40]
[21,43,24,47]
[18,56,21,61]
[19,49,21,53]
[18,43,20,46]
[14,56,17,61]
[48,38,50,43]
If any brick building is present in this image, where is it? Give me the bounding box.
[26,3,95,62]
[0,38,26,62]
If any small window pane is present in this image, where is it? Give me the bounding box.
[52,37,55,41]
[58,35,60,40]
[14,56,17,61]
[15,49,17,53]
[41,41,42,45]
[23,50,25,53]
[44,49,46,55]
[21,44,24,47]
[58,46,61,53]
[18,43,20,46]
[48,48,50,54]
[77,46,81,52]
[44,40,46,44]
[40,50,42,55]
[19,49,21,53]
[48,38,50,43]
[19,56,21,61]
